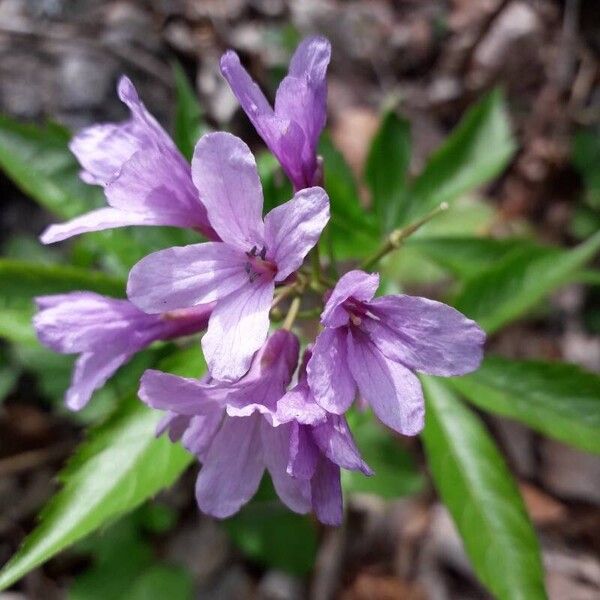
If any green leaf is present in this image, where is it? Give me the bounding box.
[0,308,37,344]
[407,236,540,279]
[318,135,379,258]
[0,115,101,219]
[343,411,424,498]
[224,497,317,575]
[365,110,411,230]
[421,377,546,600]
[0,347,205,591]
[454,230,600,333]
[406,89,516,223]
[172,61,206,161]
[0,259,124,309]
[450,356,600,454]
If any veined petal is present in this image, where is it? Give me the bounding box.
[106,147,217,240]
[367,295,486,376]
[219,50,307,189]
[127,242,247,313]
[310,457,343,526]
[202,280,274,381]
[264,186,330,281]
[288,36,332,88]
[40,207,166,244]
[321,270,379,328]
[138,369,226,415]
[195,414,265,518]
[312,415,372,475]
[192,132,264,251]
[66,347,132,410]
[288,423,319,479]
[34,292,147,353]
[262,421,311,514]
[346,330,424,436]
[307,328,356,415]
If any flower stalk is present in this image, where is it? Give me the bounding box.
[360,202,449,271]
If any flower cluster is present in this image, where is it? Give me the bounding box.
[35,37,485,525]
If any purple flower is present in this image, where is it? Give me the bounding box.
[220,36,331,191]
[307,270,486,435]
[139,330,313,518]
[275,349,372,525]
[34,292,212,410]
[41,76,217,244]
[127,132,329,381]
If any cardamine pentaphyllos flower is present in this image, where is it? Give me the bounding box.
[220,36,330,191]
[139,330,308,518]
[34,292,213,410]
[307,270,486,435]
[127,131,330,381]
[139,331,370,524]
[275,348,372,525]
[41,76,217,244]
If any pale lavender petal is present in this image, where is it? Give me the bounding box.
[106,147,216,240]
[321,270,379,328]
[262,421,311,514]
[312,416,372,475]
[66,347,132,410]
[34,292,145,353]
[311,457,343,526]
[69,76,174,186]
[264,187,330,281]
[367,295,486,376]
[127,242,248,313]
[69,123,139,185]
[346,330,424,436]
[138,370,225,415]
[275,381,327,426]
[156,412,190,441]
[192,132,264,251]
[201,280,274,381]
[288,36,331,91]
[288,423,319,479]
[40,208,165,244]
[195,414,265,518]
[219,50,307,189]
[181,412,223,458]
[307,328,355,415]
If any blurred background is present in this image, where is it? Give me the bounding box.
[0,1,599,598]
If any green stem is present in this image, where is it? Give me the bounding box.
[360,202,449,271]
[282,297,302,331]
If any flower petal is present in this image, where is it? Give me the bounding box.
[66,347,132,410]
[219,50,307,189]
[310,457,343,526]
[127,242,247,313]
[367,295,486,376]
[262,421,311,514]
[40,207,164,244]
[264,186,330,281]
[307,327,356,415]
[138,369,226,415]
[346,330,425,435]
[192,132,264,251]
[288,423,319,479]
[69,76,174,186]
[202,280,274,381]
[195,414,265,518]
[34,292,148,353]
[106,147,217,240]
[312,415,372,475]
[321,270,379,328]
